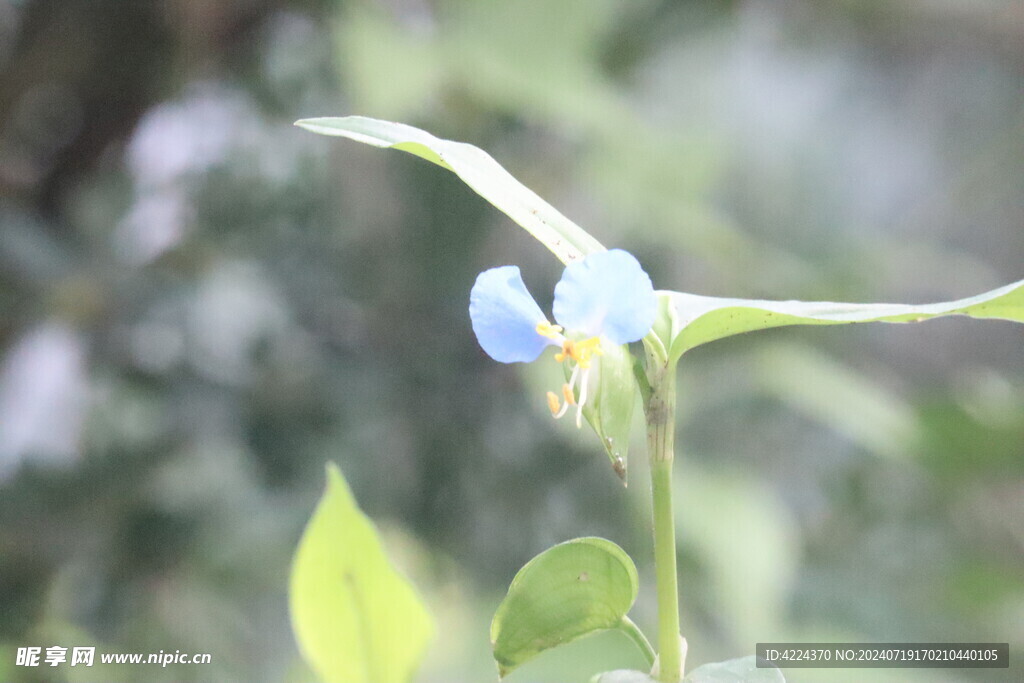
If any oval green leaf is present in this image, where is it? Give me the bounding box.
[665,278,1024,361]
[295,116,605,265]
[491,537,640,677]
[290,463,434,683]
[684,656,785,682]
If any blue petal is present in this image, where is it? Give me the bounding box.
[470,266,554,363]
[552,249,657,344]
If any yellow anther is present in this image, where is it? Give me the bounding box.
[560,336,603,369]
[546,391,561,416]
[535,321,564,340]
[544,334,601,422]
[557,339,576,364]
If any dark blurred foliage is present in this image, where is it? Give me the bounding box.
[0,1,1022,681]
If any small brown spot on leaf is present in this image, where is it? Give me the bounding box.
[612,456,627,483]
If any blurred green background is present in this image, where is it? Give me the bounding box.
[1,1,1022,681]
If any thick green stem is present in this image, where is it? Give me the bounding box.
[647,363,682,682]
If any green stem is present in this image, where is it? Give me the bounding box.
[618,615,657,670]
[646,362,682,682]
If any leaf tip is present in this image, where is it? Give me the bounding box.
[611,455,627,485]
[323,460,341,481]
[322,462,356,505]
[294,118,322,133]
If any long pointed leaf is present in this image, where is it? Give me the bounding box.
[295,116,605,264]
[666,278,1024,359]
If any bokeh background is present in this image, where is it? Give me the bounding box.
[1,1,1022,681]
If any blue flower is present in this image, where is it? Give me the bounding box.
[470,249,657,425]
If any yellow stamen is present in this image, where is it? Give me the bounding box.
[576,367,591,428]
[555,339,576,365]
[546,391,561,416]
[558,336,603,369]
[535,321,564,340]
[544,335,600,424]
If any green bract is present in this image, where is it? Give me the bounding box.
[570,338,639,479]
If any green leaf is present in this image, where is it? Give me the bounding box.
[294,116,605,264]
[290,463,434,683]
[491,537,640,677]
[590,671,657,683]
[683,656,785,682]
[665,278,1024,361]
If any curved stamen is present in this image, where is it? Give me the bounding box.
[575,367,591,428]
[544,335,598,427]
[547,388,570,419]
[554,398,570,419]
[548,367,581,421]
